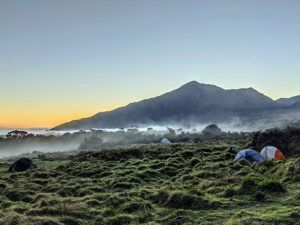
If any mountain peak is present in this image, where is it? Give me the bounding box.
[52,81,280,130]
[180,81,201,88]
[185,80,200,86]
[180,81,223,91]
[238,87,260,94]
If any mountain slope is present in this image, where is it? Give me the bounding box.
[276,95,300,107]
[52,81,280,130]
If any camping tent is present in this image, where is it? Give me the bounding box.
[234,149,264,163]
[161,138,172,144]
[260,146,285,161]
[9,157,36,172]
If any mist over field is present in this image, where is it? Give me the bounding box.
[1,80,300,158]
[1,111,300,158]
[1,1,300,224]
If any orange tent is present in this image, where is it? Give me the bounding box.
[260,146,285,161]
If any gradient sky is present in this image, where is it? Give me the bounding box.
[0,0,300,128]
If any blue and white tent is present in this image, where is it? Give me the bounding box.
[234,149,264,163]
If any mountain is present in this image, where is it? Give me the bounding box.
[276,95,300,107]
[290,101,300,109]
[52,81,284,130]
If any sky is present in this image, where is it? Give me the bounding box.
[0,0,300,128]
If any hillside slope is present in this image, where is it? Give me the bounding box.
[53,81,279,130]
[276,95,300,107]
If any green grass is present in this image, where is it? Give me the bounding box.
[0,140,299,224]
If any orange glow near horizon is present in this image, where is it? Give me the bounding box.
[0,113,89,129]
[1,1,300,128]
[0,90,295,129]
[0,102,126,129]
[0,111,93,129]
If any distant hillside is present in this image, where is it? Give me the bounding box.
[53,81,289,130]
[276,95,300,107]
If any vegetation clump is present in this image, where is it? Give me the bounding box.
[239,176,285,195]
[0,139,298,224]
[152,189,216,210]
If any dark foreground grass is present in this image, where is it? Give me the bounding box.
[0,140,299,225]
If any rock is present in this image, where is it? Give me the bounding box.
[9,157,36,172]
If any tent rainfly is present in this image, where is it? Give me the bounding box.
[161,138,172,144]
[260,146,285,161]
[234,149,265,163]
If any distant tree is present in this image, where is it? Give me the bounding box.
[167,127,176,135]
[6,130,29,139]
[127,128,139,133]
[202,124,222,137]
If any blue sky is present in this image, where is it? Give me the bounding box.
[0,0,300,127]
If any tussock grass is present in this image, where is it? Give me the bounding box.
[151,189,218,210]
[0,140,299,224]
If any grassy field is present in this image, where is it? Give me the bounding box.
[0,139,299,225]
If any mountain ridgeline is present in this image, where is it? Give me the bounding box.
[52,81,300,130]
